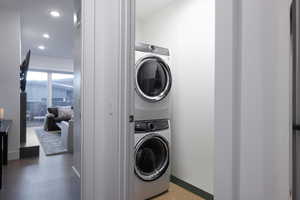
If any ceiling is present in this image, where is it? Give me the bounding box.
[19,0,175,59]
[21,0,74,59]
[136,0,176,21]
[0,0,19,9]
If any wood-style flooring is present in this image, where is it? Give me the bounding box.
[152,183,205,200]
[0,130,80,200]
[0,128,203,200]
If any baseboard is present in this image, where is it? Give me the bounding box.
[72,166,81,178]
[8,150,20,161]
[170,175,214,200]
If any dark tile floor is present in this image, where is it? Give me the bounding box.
[0,147,80,200]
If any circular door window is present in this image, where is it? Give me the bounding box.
[136,56,172,102]
[135,134,169,181]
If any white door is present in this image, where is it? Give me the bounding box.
[80,0,135,200]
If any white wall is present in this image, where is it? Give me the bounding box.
[0,8,21,160]
[215,0,236,199]
[29,54,74,73]
[215,0,291,199]
[136,20,143,42]
[238,0,290,199]
[137,0,215,194]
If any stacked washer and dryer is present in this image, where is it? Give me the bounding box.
[134,43,173,200]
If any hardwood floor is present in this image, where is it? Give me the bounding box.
[1,154,202,200]
[0,138,80,200]
[152,183,205,200]
[1,128,202,200]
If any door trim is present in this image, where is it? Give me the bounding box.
[215,0,240,199]
[81,0,95,199]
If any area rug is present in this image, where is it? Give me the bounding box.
[35,128,67,156]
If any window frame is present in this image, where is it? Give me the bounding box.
[27,69,74,107]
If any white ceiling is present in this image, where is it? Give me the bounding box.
[18,0,174,59]
[0,0,19,9]
[136,0,176,21]
[21,0,74,59]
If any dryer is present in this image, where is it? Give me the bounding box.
[135,43,172,121]
[134,119,171,200]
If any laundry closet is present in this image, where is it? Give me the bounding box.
[134,0,215,199]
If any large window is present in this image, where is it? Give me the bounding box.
[26,71,74,127]
[52,73,74,107]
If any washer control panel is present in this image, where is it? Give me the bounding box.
[135,119,169,133]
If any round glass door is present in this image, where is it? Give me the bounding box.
[135,134,169,181]
[136,56,172,102]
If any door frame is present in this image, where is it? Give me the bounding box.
[215,0,240,199]
[80,0,135,199]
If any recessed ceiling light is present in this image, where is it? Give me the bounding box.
[43,33,50,39]
[50,10,60,18]
[38,45,45,50]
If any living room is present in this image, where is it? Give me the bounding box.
[25,57,75,156]
[0,0,81,199]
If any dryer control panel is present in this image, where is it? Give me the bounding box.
[135,119,169,133]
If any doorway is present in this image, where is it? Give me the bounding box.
[134,0,215,199]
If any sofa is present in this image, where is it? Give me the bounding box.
[57,120,74,153]
[43,107,73,131]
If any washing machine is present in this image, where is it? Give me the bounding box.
[134,119,171,200]
[135,43,172,121]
